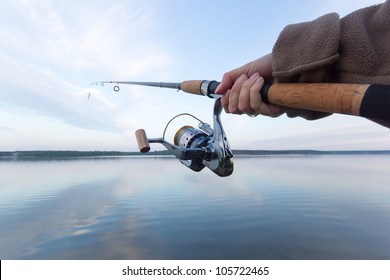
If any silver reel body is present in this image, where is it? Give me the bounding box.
[135,97,233,177]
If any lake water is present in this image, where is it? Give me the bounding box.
[1,155,390,260]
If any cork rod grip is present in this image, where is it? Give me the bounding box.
[262,83,370,116]
[180,80,204,95]
[135,129,150,153]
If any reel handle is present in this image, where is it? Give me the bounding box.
[135,129,150,153]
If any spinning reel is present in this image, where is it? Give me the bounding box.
[95,79,390,176]
[135,97,234,177]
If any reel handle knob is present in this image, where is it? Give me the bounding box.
[135,129,150,153]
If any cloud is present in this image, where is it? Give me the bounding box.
[0,126,15,132]
[0,0,174,138]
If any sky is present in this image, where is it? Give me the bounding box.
[0,0,388,152]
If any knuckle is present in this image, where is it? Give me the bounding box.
[238,102,250,112]
[251,101,262,113]
[221,72,231,82]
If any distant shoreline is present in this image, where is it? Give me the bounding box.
[1,150,390,160]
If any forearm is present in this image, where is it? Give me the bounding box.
[271,1,390,124]
[273,1,390,84]
[331,1,390,84]
[272,13,340,83]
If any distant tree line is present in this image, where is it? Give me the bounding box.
[1,149,390,159]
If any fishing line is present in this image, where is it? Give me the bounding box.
[162,113,203,140]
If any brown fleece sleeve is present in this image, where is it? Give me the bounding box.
[331,1,390,84]
[272,13,341,120]
[271,1,390,124]
[272,13,340,83]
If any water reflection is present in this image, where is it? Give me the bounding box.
[0,156,390,259]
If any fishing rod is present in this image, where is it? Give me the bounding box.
[95,80,390,121]
[94,80,390,177]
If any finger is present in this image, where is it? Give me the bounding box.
[250,76,285,117]
[229,74,248,114]
[249,76,264,114]
[238,73,260,114]
[221,90,231,113]
[215,70,241,94]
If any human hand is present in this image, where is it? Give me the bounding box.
[215,54,285,117]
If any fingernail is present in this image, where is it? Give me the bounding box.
[256,76,264,82]
[238,74,247,81]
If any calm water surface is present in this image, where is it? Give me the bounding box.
[1,155,390,259]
